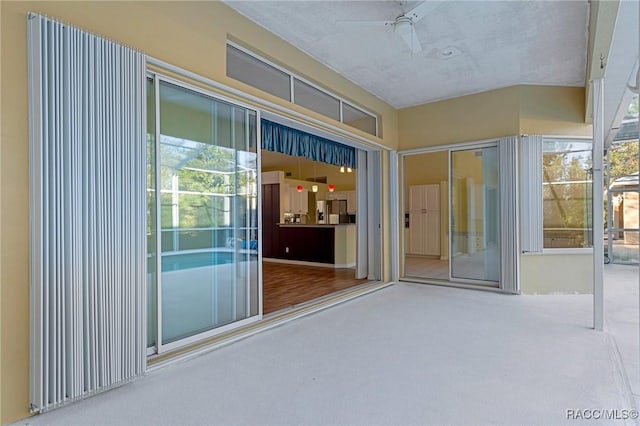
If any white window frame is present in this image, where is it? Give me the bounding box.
[539,135,594,254]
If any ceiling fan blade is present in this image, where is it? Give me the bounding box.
[404,1,439,24]
[335,20,394,27]
[397,25,422,53]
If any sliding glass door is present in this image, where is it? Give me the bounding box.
[450,147,500,283]
[148,77,260,353]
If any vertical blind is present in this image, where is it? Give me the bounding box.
[498,136,520,294]
[28,14,147,411]
[520,135,544,253]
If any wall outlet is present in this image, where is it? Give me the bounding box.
[285,247,289,253]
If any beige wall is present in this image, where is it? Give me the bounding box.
[0,1,398,423]
[398,85,590,151]
[519,86,589,136]
[520,253,594,294]
[398,86,521,150]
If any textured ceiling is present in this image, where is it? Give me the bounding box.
[225,0,589,108]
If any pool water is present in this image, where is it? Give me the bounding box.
[149,252,256,272]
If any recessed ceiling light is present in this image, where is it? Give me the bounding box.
[437,46,461,59]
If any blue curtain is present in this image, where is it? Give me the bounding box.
[261,119,357,168]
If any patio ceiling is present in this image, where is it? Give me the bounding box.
[224,0,589,109]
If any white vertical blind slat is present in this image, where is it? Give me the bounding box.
[28,14,146,412]
[520,135,544,253]
[499,136,520,294]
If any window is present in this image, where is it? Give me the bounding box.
[226,42,379,136]
[542,138,593,248]
[226,44,291,101]
[293,78,340,121]
[343,102,377,136]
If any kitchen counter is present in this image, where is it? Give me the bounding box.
[266,223,356,267]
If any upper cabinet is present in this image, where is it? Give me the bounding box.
[288,186,309,214]
[326,190,356,213]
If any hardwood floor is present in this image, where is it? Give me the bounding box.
[262,262,368,314]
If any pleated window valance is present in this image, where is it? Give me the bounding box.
[261,119,357,168]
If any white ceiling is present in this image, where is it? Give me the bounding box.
[225,0,589,109]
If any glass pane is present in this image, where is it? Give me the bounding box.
[402,151,449,280]
[158,81,259,345]
[342,102,377,136]
[542,139,592,248]
[610,231,639,264]
[293,78,340,121]
[226,44,291,101]
[147,78,157,349]
[451,147,500,283]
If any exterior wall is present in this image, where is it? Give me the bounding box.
[0,2,398,423]
[398,85,593,295]
[519,85,593,294]
[520,253,593,294]
[398,86,521,149]
[519,86,590,136]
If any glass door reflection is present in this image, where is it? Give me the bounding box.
[450,147,500,283]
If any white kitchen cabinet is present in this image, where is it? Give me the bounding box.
[282,183,290,213]
[408,184,440,256]
[288,187,308,214]
[346,190,356,214]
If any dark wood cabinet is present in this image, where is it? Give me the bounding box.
[262,183,336,264]
[261,183,280,258]
[278,226,334,264]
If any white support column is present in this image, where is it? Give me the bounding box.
[592,78,605,331]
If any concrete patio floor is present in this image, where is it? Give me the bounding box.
[16,265,639,425]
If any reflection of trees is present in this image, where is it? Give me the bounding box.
[158,141,257,230]
[543,141,592,246]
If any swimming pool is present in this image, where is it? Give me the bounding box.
[149,251,257,272]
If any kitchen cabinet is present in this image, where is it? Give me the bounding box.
[282,183,291,213]
[288,187,308,214]
[346,191,356,214]
[325,190,356,213]
[261,183,281,258]
[408,184,440,256]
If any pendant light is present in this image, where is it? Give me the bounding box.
[312,162,318,192]
[297,157,303,192]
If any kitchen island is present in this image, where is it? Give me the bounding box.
[267,223,356,267]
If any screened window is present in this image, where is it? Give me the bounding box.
[542,139,593,248]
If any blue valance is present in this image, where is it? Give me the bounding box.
[261,119,357,168]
